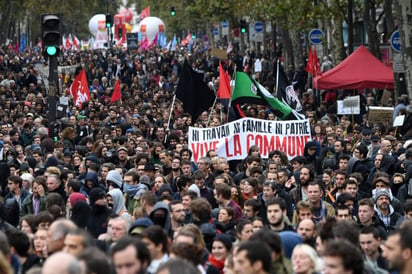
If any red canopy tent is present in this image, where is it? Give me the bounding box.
[313,45,394,89]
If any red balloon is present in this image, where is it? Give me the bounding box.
[121,9,133,22]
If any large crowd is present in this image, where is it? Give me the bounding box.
[0,41,411,274]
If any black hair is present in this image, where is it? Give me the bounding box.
[140,225,169,254]
[323,239,364,274]
[7,230,30,257]
[236,241,272,273]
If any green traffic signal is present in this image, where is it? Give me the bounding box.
[171,7,176,16]
[46,46,57,56]
[105,14,113,29]
[240,19,247,34]
[41,14,61,56]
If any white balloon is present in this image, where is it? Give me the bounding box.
[138,17,166,41]
[89,14,107,37]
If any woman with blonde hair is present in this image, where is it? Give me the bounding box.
[291,244,322,274]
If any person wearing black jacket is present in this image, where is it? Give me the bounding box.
[303,141,322,175]
[86,187,112,238]
[46,174,67,202]
[258,181,293,222]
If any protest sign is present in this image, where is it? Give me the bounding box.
[211,48,227,59]
[393,115,405,127]
[337,96,360,115]
[188,117,311,163]
[368,106,393,125]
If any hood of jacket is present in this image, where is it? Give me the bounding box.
[304,141,319,158]
[107,188,127,214]
[149,201,170,231]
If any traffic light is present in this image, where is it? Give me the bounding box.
[41,14,61,56]
[240,20,247,33]
[106,14,113,28]
[170,7,176,16]
[118,27,123,38]
[192,33,196,39]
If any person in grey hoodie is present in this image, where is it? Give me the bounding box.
[107,188,132,222]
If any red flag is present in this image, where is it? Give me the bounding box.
[217,61,231,99]
[65,36,71,50]
[312,46,322,76]
[14,41,19,54]
[110,78,122,103]
[69,69,90,108]
[306,46,315,74]
[306,46,322,76]
[72,34,80,50]
[181,33,192,46]
[139,6,150,21]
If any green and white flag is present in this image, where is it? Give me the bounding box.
[231,72,303,120]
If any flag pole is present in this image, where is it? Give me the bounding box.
[207,96,218,127]
[313,45,320,110]
[275,59,280,97]
[227,66,237,119]
[220,105,223,123]
[165,94,176,144]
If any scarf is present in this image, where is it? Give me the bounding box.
[208,254,225,274]
[312,199,327,222]
[123,183,148,199]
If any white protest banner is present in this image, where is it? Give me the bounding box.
[188,117,311,163]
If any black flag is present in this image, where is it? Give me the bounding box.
[175,59,215,123]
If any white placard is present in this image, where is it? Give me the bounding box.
[59,97,69,105]
[343,96,360,108]
[394,115,405,127]
[337,100,360,115]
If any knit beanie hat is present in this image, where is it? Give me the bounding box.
[69,193,87,207]
[214,234,233,251]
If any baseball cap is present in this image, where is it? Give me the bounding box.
[77,115,86,121]
[371,135,379,142]
[129,218,154,235]
[117,146,128,153]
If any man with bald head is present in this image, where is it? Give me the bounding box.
[379,140,392,155]
[296,219,316,247]
[375,139,397,166]
[42,251,85,274]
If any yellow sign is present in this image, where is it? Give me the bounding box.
[211,48,227,59]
